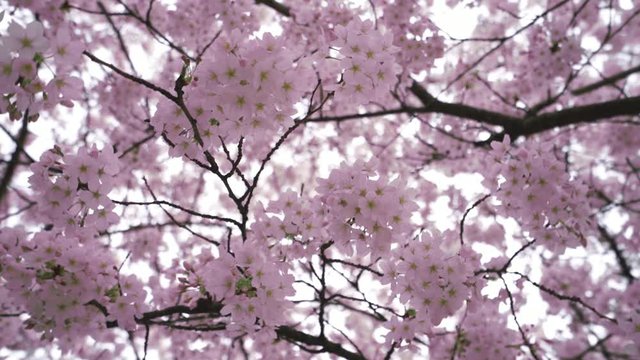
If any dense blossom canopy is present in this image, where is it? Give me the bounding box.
[1,0,639,359]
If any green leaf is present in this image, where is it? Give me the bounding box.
[36,269,56,280]
[235,276,253,295]
[405,308,417,318]
[105,285,120,302]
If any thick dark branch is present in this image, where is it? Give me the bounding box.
[0,113,29,205]
[0,312,24,317]
[275,326,365,360]
[410,81,640,137]
[410,82,520,129]
[93,298,223,328]
[255,0,291,16]
[96,299,365,360]
[141,302,220,320]
[520,95,640,135]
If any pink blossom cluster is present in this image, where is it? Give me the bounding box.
[517,24,581,94]
[316,160,418,257]
[28,145,121,234]
[455,307,522,360]
[381,1,445,74]
[0,227,145,349]
[382,231,474,346]
[187,239,295,335]
[1,0,639,358]
[0,16,83,120]
[285,1,354,53]
[252,161,419,259]
[126,228,165,263]
[142,0,264,59]
[154,0,259,45]
[331,18,401,104]
[151,31,314,158]
[540,263,594,314]
[252,190,326,260]
[6,0,70,24]
[0,285,32,349]
[487,136,592,252]
[429,302,522,360]
[608,282,640,350]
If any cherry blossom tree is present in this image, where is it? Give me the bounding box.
[1,0,639,359]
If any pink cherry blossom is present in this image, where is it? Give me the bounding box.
[1,1,639,359]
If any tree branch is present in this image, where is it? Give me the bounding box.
[459,193,491,245]
[0,112,29,205]
[83,51,177,102]
[275,326,365,360]
[597,225,635,283]
[94,298,365,360]
[572,64,640,95]
[113,198,241,229]
[255,0,291,17]
[410,81,640,137]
